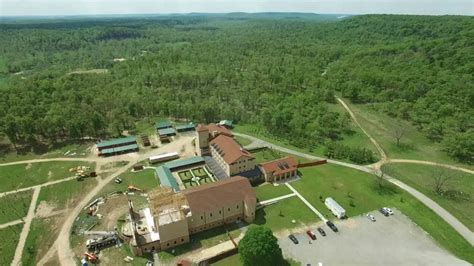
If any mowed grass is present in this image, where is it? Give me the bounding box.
[347,102,470,167]
[0,161,95,193]
[234,135,252,147]
[36,177,98,211]
[254,196,320,232]
[22,216,62,265]
[0,223,23,265]
[382,163,474,231]
[254,183,292,202]
[0,190,32,224]
[290,164,474,263]
[100,168,159,195]
[250,147,309,164]
[212,254,242,266]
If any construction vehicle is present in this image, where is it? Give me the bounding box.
[71,166,93,180]
[84,252,99,263]
[127,185,144,192]
[86,235,118,251]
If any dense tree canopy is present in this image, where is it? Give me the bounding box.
[238,225,283,266]
[0,14,472,163]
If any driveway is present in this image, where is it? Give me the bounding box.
[278,210,469,266]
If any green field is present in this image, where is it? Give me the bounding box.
[234,135,252,147]
[36,177,98,211]
[99,168,159,195]
[211,253,300,266]
[0,139,93,163]
[382,163,473,231]
[22,216,61,265]
[254,183,292,202]
[250,147,309,164]
[348,102,470,167]
[0,223,23,265]
[254,196,320,232]
[0,161,95,193]
[288,164,473,263]
[0,190,32,224]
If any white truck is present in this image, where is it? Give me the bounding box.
[325,197,346,219]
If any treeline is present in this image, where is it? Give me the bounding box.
[0,14,472,163]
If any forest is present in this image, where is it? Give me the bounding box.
[0,14,472,163]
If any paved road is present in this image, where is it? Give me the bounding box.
[235,132,474,246]
[285,183,327,222]
[37,136,195,265]
[12,187,40,265]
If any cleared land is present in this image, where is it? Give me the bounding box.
[0,139,92,163]
[22,216,62,265]
[347,102,469,167]
[36,177,99,211]
[383,163,473,231]
[287,164,473,263]
[254,183,292,202]
[0,190,32,224]
[279,211,469,265]
[67,68,108,75]
[99,168,158,195]
[0,161,95,193]
[250,147,309,164]
[0,223,23,265]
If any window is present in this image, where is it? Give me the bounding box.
[219,210,221,214]
[228,208,230,211]
[236,205,239,209]
[201,216,203,220]
[182,238,184,242]
[174,241,177,244]
[167,243,170,247]
[210,213,213,217]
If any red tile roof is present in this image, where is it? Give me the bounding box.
[196,123,232,136]
[259,156,298,176]
[209,134,254,164]
[183,176,256,213]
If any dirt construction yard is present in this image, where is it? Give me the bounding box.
[279,209,469,266]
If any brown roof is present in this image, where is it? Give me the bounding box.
[183,176,256,213]
[209,134,254,164]
[259,156,298,176]
[196,123,232,136]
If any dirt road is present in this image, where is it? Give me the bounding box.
[11,187,40,265]
[37,136,195,265]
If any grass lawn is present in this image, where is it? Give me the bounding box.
[22,216,62,265]
[192,167,208,177]
[254,197,320,232]
[0,161,95,193]
[234,105,379,163]
[178,170,193,181]
[290,164,473,263]
[347,102,470,168]
[0,190,33,224]
[99,168,159,195]
[382,163,474,231]
[254,183,292,202]
[211,253,300,266]
[0,223,23,265]
[0,138,92,163]
[159,223,244,262]
[36,177,98,211]
[234,135,252,147]
[250,147,309,164]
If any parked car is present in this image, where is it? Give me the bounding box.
[114,177,123,184]
[306,230,317,240]
[326,221,338,232]
[366,213,376,222]
[288,234,299,244]
[317,227,326,236]
[379,208,389,216]
[383,207,394,215]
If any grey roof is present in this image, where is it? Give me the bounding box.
[158,128,176,136]
[96,136,136,148]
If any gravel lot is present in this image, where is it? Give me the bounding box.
[279,209,469,265]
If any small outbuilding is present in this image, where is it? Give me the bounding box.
[158,128,176,137]
[175,123,196,132]
[218,120,233,128]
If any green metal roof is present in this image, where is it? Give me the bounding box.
[155,120,172,129]
[96,136,136,148]
[158,128,176,136]
[175,123,195,131]
[155,166,180,192]
[164,156,205,170]
[219,120,233,127]
[100,143,138,154]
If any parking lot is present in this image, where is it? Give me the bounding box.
[279,209,469,265]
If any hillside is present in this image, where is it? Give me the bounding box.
[0,14,472,164]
